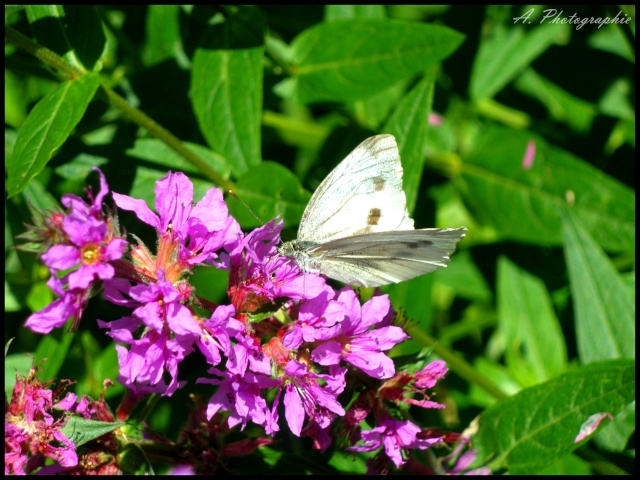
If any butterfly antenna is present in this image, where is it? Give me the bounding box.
[227,190,264,225]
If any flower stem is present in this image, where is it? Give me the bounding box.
[5,25,236,193]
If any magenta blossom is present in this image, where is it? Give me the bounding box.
[24,168,126,334]
[227,219,326,313]
[5,369,78,475]
[112,171,240,269]
[99,272,200,396]
[349,419,442,468]
[311,289,409,379]
[276,360,346,437]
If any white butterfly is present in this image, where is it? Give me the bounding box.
[278,134,466,287]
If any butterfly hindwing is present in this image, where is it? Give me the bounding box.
[306,228,467,287]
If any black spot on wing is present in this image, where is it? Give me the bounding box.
[372,176,385,191]
[367,208,381,226]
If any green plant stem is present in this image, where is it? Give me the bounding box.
[5,25,235,193]
[406,325,509,401]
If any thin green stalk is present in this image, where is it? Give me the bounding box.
[5,26,235,193]
[406,325,509,401]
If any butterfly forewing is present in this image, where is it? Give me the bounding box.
[308,228,467,287]
[280,134,467,287]
[297,135,414,244]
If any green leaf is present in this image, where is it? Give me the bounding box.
[496,256,567,384]
[324,5,386,21]
[34,329,76,383]
[383,72,435,213]
[594,400,635,453]
[25,6,106,71]
[25,5,83,71]
[191,6,264,177]
[60,416,125,448]
[142,5,182,66]
[227,162,310,229]
[436,249,493,303]
[514,68,598,133]
[126,138,231,179]
[61,6,107,71]
[6,73,100,198]
[474,359,635,474]
[287,19,464,103]
[470,13,569,101]
[562,213,635,363]
[455,126,635,252]
[5,353,33,397]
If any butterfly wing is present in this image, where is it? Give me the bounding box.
[305,227,467,287]
[297,135,414,244]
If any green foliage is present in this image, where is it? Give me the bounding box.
[5,4,634,475]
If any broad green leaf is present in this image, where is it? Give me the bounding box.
[496,256,567,385]
[5,70,29,128]
[562,213,635,363]
[515,68,597,133]
[26,6,106,71]
[598,78,635,121]
[191,6,264,177]
[474,359,635,474]
[143,5,182,66]
[54,153,108,181]
[6,73,100,198]
[385,273,434,350]
[5,280,21,312]
[436,249,493,303]
[455,126,635,252]
[61,6,107,71]
[287,19,464,104]
[470,13,569,101]
[25,5,84,71]
[126,138,231,179]
[60,417,125,448]
[588,24,634,62]
[383,72,435,213]
[5,354,33,397]
[325,5,386,21]
[26,281,53,313]
[538,454,591,475]
[20,177,61,212]
[34,329,76,382]
[594,400,635,453]
[227,161,310,229]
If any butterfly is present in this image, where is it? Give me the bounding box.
[278,134,466,287]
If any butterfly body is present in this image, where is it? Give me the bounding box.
[279,135,466,287]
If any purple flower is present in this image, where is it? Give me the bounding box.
[112,171,240,270]
[24,168,126,334]
[348,419,441,468]
[61,167,110,220]
[196,304,243,366]
[277,359,346,437]
[42,214,126,290]
[5,370,78,475]
[99,272,200,396]
[281,286,344,350]
[24,276,89,334]
[311,289,409,379]
[227,219,326,313]
[198,343,280,432]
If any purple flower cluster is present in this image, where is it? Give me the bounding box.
[5,369,78,475]
[25,168,127,334]
[19,169,452,471]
